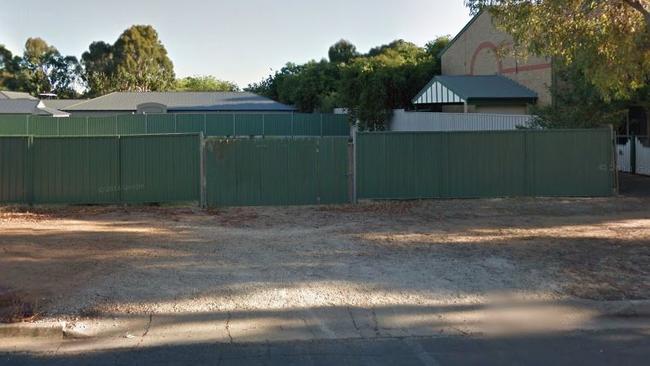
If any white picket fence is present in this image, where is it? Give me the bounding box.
[617,137,650,175]
[389,109,534,132]
[636,138,650,176]
[617,140,633,173]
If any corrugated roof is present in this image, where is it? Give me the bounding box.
[41,99,89,110]
[0,100,69,116]
[412,75,537,104]
[0,91,38,100]
[65,92,296,112]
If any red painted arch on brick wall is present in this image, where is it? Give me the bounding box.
[470,41,503,75]
[469,41,551,75]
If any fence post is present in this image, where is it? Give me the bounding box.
[85,117,89,136]
[199,132,207,208]
[26,135,34,206]
[291,112,295,137]
[352,126,358,204]
[203,113,207,136]
[145,114,149,134]
[117,135,123,204]
[26,115,30,135]
[262,114,265,137]
[631,133,637,174]
[611,125,619,195]
[174,113,178,133]
[232,113,236,137]
[320,113,323,137]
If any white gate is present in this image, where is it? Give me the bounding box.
[636,138,650,176]
[617,140,632,173]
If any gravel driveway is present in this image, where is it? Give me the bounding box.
[1,197,649,321]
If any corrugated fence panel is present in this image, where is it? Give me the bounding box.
[32,137,121,204]
[447,132,526,198]
[0,113,350,137]
[526,129,614,197]
[117,115,146,135]
[234,114,263,136]
[120,134,200,203]
[317,137,350,204]
[322,114,350,136]
[88,116,117,135]
[205,137,349,207]
[58,117,88,136]
[357,129,614,199]
[0,115,29,135]
[0,137,28,202]
[293,114,322,136]
[287,139,319,204]
[263,114,292,136]
[206,113,234,136]
[3,134,200,205]
[146,114,176,134]
[176,114,206,134]
[29,116,59,136]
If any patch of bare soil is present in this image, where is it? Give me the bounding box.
[1,197,649,319]
[0,287,38,324]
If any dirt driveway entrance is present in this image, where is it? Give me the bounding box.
[1,197,649,322]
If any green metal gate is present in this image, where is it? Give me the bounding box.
[205,137,349,206]
[356,129,615,199]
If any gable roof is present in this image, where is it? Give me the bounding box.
[412,75,538,105]
[0,91,38,100]
[438,9,485,58]
[41,99,89,110]
[0,100,69,116]
[65,92,296,112]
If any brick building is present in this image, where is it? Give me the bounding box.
[413,10,553,115]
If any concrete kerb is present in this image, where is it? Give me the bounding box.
[1,299,649,342]
[0,321,64,339]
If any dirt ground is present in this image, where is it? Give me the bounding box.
[1,197,649,322]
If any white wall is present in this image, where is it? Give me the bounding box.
[389,109,533,132]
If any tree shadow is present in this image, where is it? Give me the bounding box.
[0,197,649,321]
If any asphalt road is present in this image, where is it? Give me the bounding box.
[2,329,648,366]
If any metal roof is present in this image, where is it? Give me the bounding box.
[41,99,89,110]
[0,91,38,100]
[65,92,296,112]
[412,75,538,105]
[0,100,69,116]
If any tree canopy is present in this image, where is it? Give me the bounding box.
[247,37,450,129]
[174,75,239,92]
[0,38,82,98]
[464,0,650,100]
[328,40,359,64]
[111,25,175,92]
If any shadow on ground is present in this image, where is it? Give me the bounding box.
[2,329,649,366]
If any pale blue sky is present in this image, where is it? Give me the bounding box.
[0,0,471,87]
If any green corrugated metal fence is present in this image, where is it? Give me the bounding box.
[205,137,349,206]
[0,134,200,204]
[0,113,350,137]
[356,129,615,199]
[0,137,29,203]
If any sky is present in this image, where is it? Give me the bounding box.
[0,0,471,88]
